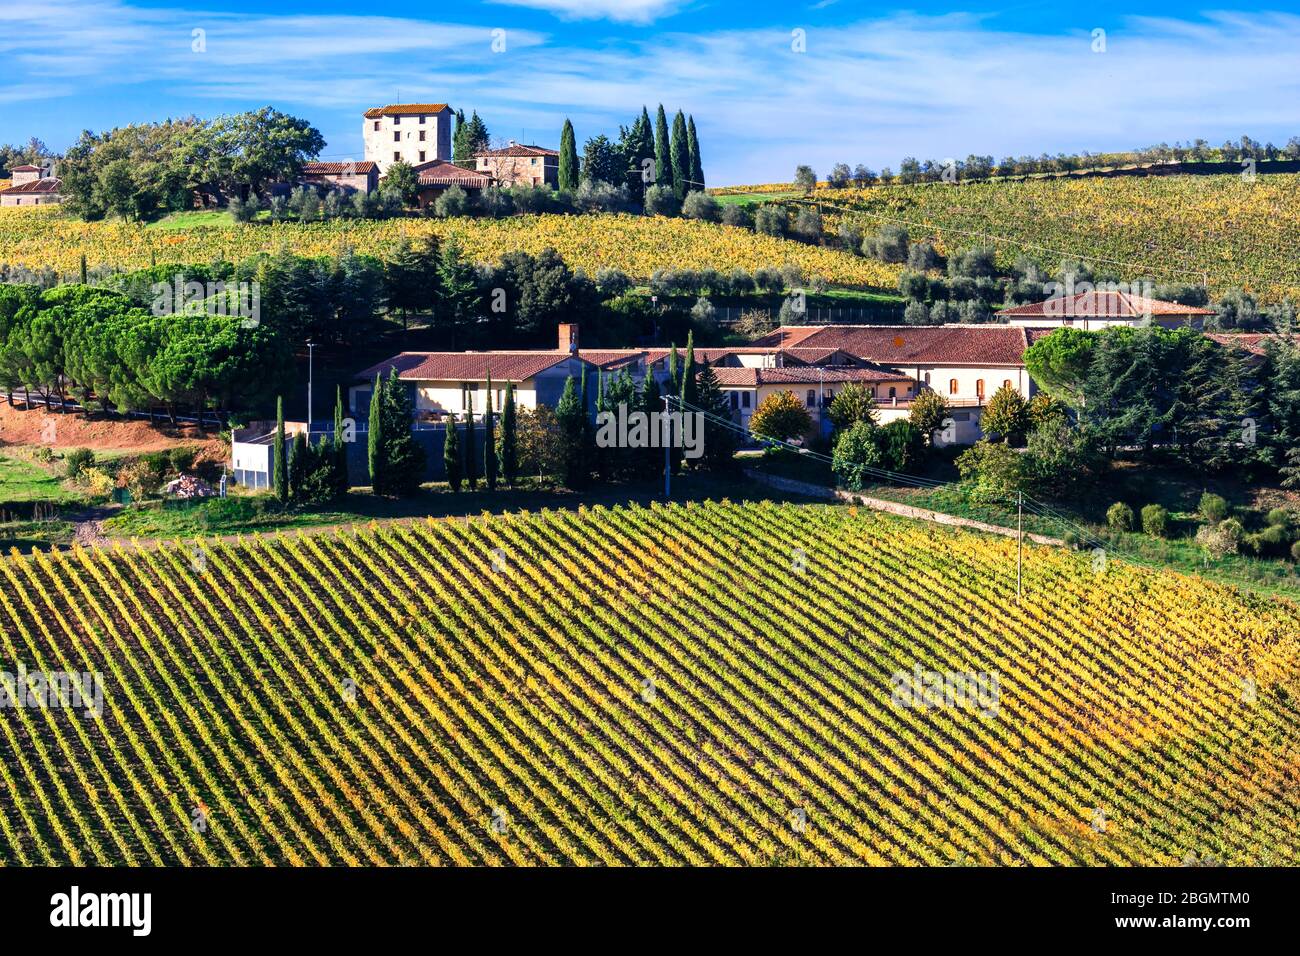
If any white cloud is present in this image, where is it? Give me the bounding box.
[2,3,1299,185]
[482,0,683,25]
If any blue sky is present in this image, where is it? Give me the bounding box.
[3,1,1299,184]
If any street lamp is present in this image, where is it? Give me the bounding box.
[306,340,315,429]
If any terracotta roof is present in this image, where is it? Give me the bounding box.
[302,161,377,175]
[363,103,450,118]
[641,346,851,367]
[1205,333,1300,356]
[997,291,1214,319]
[712,366,914,387]
[474,144,558,158]
[0,177,61,195]
[577,350,644,370]
[754,325,1031,366]
[357,351,582,384]
[8,164,40,172]
[414,159,491,187]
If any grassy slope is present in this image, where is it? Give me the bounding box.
[1,499,1296,865]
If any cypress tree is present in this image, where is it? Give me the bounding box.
[443,412,462,491]
[273,395,288,502]
[499,381,518,486]
[484,374,498,491]
[697,359,739,472]
[367,373,383,494]
[464,403,478,491]
[559,119,579,191]
[377,369,426,496]
[640,367,663,480]
[670,110,689,200]
[654,105,672,193]
[680,331,698,411]
[667,345,681,397]
[579,365,591,483]
[289,431,308,501]
[687,115,704,192]
[79,253,88,285]
[555,375,585,488]
[332,386,348,498]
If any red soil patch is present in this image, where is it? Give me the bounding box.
[0,401,226,458]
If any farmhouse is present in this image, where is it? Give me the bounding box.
[0,164,63,206]
[363,103,454,173]
[350,326,638,420]
[997,290,1215,329]
[411,160,492,207]
[299,161,378,194]
[474,142,559,187]
[350,322,1044,444]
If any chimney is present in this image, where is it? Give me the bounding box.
[558,323,579,353]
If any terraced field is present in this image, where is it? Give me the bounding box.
[809,173,1300,302]
[0,207,898,289]
[0,500,1297,865]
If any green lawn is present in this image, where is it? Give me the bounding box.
[0,455,82,506]
[146,209,246,230]
[101,473,810,539]
[712,190,802,206]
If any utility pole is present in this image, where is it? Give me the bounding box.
[306,340,315,430]
[662,394,671,500]
[1016,491,1024,603]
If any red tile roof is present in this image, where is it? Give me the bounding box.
[712,366,913,387]
[475,144,558,158]
[414,160,491,187]
[8,165,40,172]
[1205,332,1300,356]
[364,104,450,118]
[302,161,377,175]
[0,177,62,195]
[754,325,1031,365]
[358,351,579,383]
[577,350,644,370]
[997,291,1214,319]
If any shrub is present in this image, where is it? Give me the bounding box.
[1140,503,1169,537]
[642,184,679,217]
[433,185,471,217]
[903,300,930,325]
[228,194,261,223]
[832,420,884,490]
[955,439,1023,504]
[1199,492,1229,524]
[754,205,788,237]
[719,204,752,229]
[82,466,115,499]
[1062,530,1082,550]
[594,267,632,299]
[681,191,720,222]
[1106,502,1135,532]
[792,206,824,242]
[909,390,950,446]
[1196,518,1241,558]
[169,446,196,474]
[33,446,55,463]
[64,447,94,478]
[118,459,164,499]
[827,383,878,432]
[981,384,1031,444]
[1292,539,1300,562]
[1267,507,1292,529]
[749,390,813,443]
[863,224,910,263]
[878,420,924,472]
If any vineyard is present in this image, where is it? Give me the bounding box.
[811,173,1300,302]
[0,208,898,289]
[0,500,1297,865]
